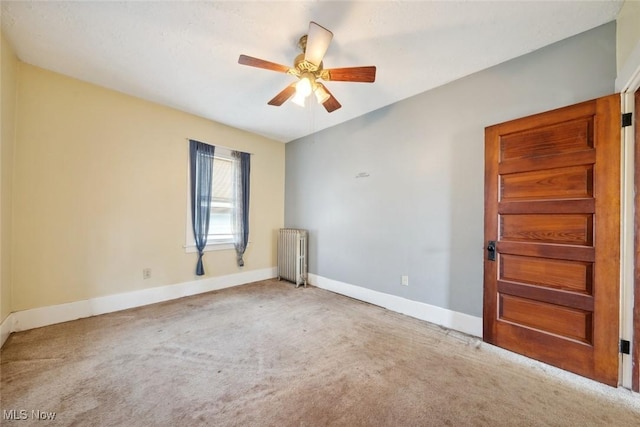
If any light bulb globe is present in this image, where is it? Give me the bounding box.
[296,77,312,97]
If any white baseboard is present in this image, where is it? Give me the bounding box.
[309,273,483,338]
[1,269,481,349]
[1,312,13,348]
[1,267,277,348]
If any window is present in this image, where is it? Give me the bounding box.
[186,146,237,251]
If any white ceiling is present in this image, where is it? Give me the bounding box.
[0,1,623,143]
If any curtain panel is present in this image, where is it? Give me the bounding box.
[232,151,251,266]
[189,139,215,275]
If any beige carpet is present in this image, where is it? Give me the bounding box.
[1,279,639,426]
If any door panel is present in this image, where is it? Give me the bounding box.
[500,255,592,292]
[500,165,593,200]
[498,294,592,342]
[499,119,593,160]
[501,214,592,245]
[484,94,621,386]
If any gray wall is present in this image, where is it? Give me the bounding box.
[285,23,616,318]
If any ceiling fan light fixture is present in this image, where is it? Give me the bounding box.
[295,73,313,97]
[314,84,330,104]
[291,92,307,107]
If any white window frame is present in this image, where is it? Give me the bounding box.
[184,146,235,252]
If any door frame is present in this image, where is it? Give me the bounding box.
[632,87,640,392]
[617,47,640,391]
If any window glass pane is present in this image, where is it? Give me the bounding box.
[209,208,232,235]
[207,155,235,241]
[212,157,233,200]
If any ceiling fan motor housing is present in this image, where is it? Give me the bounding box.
[294,53,322,74]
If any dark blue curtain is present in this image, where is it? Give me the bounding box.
[189,139,215,275]
[232,151,251,266]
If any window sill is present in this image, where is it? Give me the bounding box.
[184,243,235,253]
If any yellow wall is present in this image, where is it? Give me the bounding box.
[1,32,18,323]
[12,63,284,311]
[617,0,640,73]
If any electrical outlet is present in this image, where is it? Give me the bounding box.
[401,275,409,286]
[143,268,152,279]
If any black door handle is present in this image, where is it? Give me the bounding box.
[487,241,496,261]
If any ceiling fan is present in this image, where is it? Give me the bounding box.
[238,21,376,113]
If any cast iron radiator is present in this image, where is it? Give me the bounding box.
[277,228,308,288]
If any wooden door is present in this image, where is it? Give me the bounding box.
[483,94,621,386]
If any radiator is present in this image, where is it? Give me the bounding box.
[278,228,308,288]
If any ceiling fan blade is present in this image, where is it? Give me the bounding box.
[238,54,292,73]
[317,83,341,113]
[268,83,297,106]
[325,66,376,83]
[304,21,333,66]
